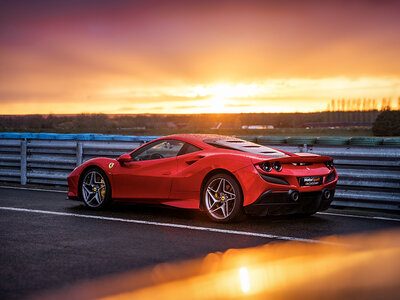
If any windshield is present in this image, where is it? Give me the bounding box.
[203,137,288,158]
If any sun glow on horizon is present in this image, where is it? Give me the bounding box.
[185,83,261,99]
[0,78,399,115]
[181,83,262,113]
[207,97,229,111]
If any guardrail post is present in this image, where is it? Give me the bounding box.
[20,139,27,185]
[76,141,83,166]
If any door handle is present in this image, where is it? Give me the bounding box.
[185,156,204,165]
[162,171,171,175]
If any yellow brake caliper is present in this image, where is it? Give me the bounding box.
[215,192,221,207]
[100,178,105,199]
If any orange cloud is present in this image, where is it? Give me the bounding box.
[0,0,400,114]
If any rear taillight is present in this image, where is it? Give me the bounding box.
[261,161,272,172]
[260,161,282,172]
[273,161,282,172]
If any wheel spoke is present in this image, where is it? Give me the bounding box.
[224,190,235,197]
[210,205,222,213]
[91,173,97,184]
[208,201,218,211]
[83,185,91,197]
[225,194,235,201]
[96,191,103,202]
[207,189,219,203]
[216,179,223,193]
[87,193,97,204]
[207,185,217,193]
[225,202,230,216]
[93,193,100,204]
[220,203,227,217]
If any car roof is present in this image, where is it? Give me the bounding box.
[160,134,227,148]
[160,134,287,158]
[165,134,226,141]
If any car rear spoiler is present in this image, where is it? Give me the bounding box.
[252,155,333,165]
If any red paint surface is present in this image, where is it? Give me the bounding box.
[68,134,337,209]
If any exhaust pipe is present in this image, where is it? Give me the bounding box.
[289,190,300,202]
[322,189,332,200]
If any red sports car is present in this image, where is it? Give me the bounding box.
[67,134,338,222]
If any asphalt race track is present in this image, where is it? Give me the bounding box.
[1,186,400,300]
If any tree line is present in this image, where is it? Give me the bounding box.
[0,110,396,133]
[327,97,400,112]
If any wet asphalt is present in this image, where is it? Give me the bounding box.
[1,186,400,299]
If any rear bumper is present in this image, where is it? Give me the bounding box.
[244,189,335,216]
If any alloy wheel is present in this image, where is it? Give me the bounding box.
[205,177,237,220]
[82,170,107,208]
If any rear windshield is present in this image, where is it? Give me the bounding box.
[203,138,288,158]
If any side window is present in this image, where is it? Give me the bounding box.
[178,143,202,156]
[132,140,185,161]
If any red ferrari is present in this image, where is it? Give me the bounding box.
[67,134,338,222]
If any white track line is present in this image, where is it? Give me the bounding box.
[0,206,347,247]
[317,212,400,222]
[2,185,399,223]
[0,185,67,193]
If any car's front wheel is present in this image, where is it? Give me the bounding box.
[203,173,244,222]
[80,167,112,210]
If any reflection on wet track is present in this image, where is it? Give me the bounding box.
[49,230,400,300]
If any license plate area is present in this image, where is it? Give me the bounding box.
[298,176,323,186]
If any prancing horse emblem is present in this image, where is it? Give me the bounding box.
[109,163,115,169]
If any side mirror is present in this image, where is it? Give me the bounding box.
[117,153,132,165]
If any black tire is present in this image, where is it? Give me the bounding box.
[79,167,112,210]
[202,173,244,223]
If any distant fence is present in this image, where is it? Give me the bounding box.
[0,133,399,212]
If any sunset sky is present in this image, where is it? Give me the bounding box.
[1,0,399,114]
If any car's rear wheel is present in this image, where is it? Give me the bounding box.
[80,167,112,210]
[203,173,243,222]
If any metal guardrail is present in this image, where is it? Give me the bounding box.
[0,139,143,186]
[0,134,399,212]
